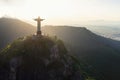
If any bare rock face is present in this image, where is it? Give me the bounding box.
[9,57,22,80]
[0,35,87,80]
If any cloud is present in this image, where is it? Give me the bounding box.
[1,0,25,5]
[1,0,16,3]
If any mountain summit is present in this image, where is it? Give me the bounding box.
[0,35,95,80]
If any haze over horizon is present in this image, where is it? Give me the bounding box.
[0,0,120,26]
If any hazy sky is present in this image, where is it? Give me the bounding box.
[0,0,120,26]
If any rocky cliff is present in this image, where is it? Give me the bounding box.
[0,35,93,80]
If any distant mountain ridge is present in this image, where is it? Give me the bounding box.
[0,17,36,49]
[42,26,120,80]
[0,18,120,80]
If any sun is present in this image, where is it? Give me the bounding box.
[6,0,80,25]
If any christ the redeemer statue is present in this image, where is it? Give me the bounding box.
[34,16,44,35]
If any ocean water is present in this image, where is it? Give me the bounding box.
[86,25,120,41]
